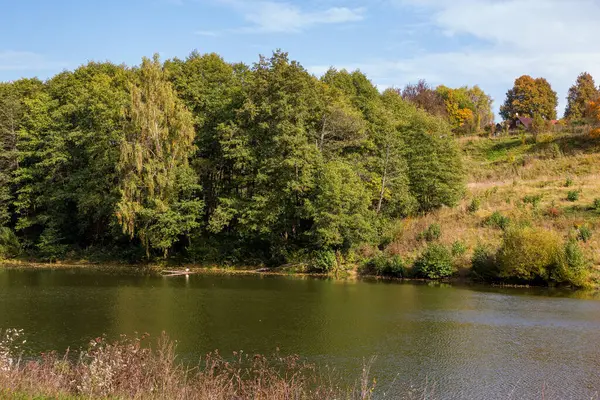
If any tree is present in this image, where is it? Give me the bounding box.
[401,80,447,118]
[0,86,21,227]
[500,75,558,121]
[116,55,203,257]
[564,72,599,121]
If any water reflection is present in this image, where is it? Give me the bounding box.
[0,268,599,399]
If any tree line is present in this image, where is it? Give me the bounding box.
[0,51,466,267]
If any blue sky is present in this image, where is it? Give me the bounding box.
[3,0,600,117]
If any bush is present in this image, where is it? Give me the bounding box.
[567,190,580,202]
[413,244,455,279]
[545,205,562,218]
[417,223,442,242]
[451,241,467,257]
[497,227,563,282]
[467,198,481,213]
[310,250,336,272]
[593,198,600,212]
[491,227,590,287]
[471,244,499,281]
[576,225,592,243]
[0,227,20,259]
[522,194,543,208]
[484,212,510,230]
[552,240,589,287]
[363,254,406,278]
[565,177,574,187]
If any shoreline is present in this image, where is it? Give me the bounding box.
[1,259,593,291]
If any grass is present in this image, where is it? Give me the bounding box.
[0,330,375,400]
[381,132,600,285]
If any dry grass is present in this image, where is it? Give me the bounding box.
[0,330,375,400]
[383,133,600,277]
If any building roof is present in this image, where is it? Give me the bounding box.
[517,116,533,128]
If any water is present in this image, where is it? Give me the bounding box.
[0,268,599,399]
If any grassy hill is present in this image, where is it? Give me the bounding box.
[379,132,600,284]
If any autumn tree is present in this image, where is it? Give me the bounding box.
[564,72,599,121]
[500,75,558,121]
[401,80,447,118]
[116,55,203,257]
[434,85,493,134]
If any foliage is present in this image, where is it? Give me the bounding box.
[576,225,592,243]
[116,55,203,258]
[436,85,494,134]
[497,227,562,282]
[564,72,599,121]
[552,240,589,287]
[362,254,406,278]
[400,80,447,118]
[500,75,558,121]
[567,190,580,202]
[0,50,467,266]
[413,243,455,279]
[451,241,467,257]
[565,177,574,187]
[403,130,465,212]
[593,198,600,212]
[467,198,480,213]
[484,212,510,230]
[310,249,337,272]
[471,244,499,281]
[522,194,543,208]
[417,223,442,242]
[0,227,20,259]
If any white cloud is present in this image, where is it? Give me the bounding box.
[396,0,600,52]
[313,0,600,117]
[212,0,365,33]
[0,51,66,71]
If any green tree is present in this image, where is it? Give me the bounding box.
[564,72,599,121]
[500,75,558,121]
[116,55,202,257]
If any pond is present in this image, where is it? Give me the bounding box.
[0,268,599,399]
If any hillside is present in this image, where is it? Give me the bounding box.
[381,132,600,282]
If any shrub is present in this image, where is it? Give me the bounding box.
[0,227,20,259]
[567,190,580,202]
[471,244,499,281]
[565,177,574,187]
[593,198,600,212]
[545,205,562,218]
[553,240,589,287]
[363,254,406,278]
[467,198,481,213]
[576,225,592,243]
[417,223,442,242]
[413,244,455,279]
[451,241,467,257]
[484,212,510,230]
[310,250,336,272]
[522,194,543,208]
[0,332,374,400]
[497,227,562,282]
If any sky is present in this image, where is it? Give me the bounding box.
[3,0,600,118]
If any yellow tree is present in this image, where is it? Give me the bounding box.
[587,99,600,138]
[116,55,202,257]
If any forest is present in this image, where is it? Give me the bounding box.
[0,50,597,286]
[0,51,467,265]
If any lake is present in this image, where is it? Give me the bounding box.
[0,268,599,399]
